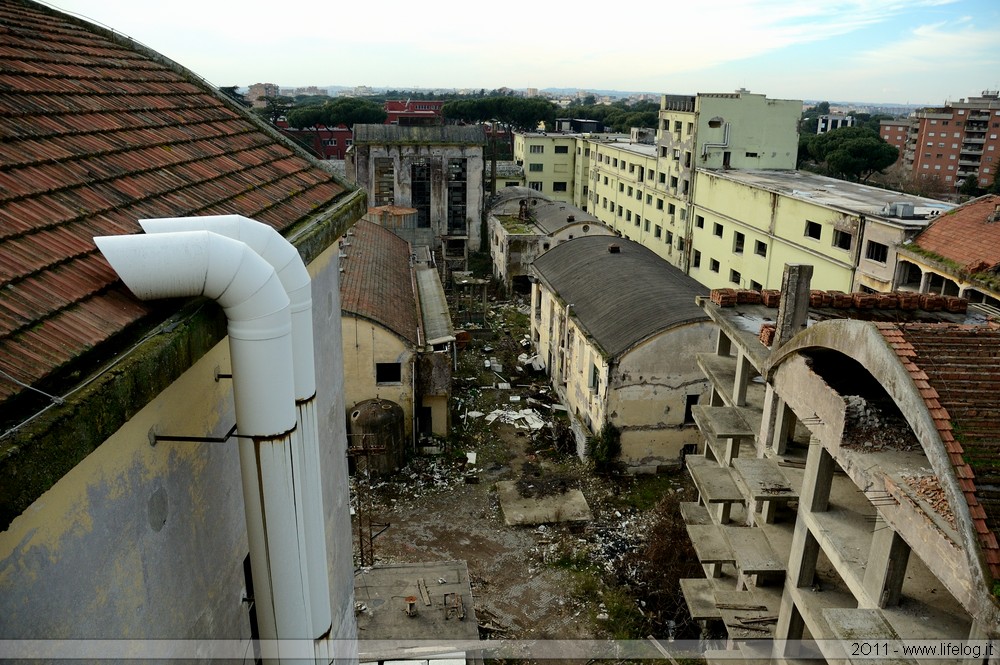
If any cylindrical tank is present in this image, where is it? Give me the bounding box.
[348,398,406,475]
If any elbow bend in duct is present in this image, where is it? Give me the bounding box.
[94,230,295,436]
[139,216,315,399]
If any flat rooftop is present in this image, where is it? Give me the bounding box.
[354,561,479,643]
[698,169,954,222]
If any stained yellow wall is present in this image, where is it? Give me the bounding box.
[340,316,414,440]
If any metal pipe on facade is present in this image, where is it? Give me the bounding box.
[94,231,311,659]
[139,216,332,638]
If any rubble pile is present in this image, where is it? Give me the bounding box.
[841,395,918,451]
[900,471,956,529]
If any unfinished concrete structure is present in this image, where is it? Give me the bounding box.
[530,237,716,470]
[346,124,486,275]
[486,187,614,291]
[340,221,455,449]
[680,266,1000,662]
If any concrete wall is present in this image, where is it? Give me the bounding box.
[0,244,358,661]
[691,172,856,291]
[350,144,484,252]
[341,317,415,444]
[608,323,715,467]
[695,93,800,171]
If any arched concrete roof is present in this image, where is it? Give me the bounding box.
[764,319,996,604]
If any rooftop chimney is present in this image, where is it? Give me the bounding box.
[608,243,621,254]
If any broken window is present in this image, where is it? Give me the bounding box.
[374,157,394,206]
[411,159,431,228]
[375,362,402,384]
[805,220,822,240]
[833,229,852,251]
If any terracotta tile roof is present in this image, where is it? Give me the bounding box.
[911,194,1000,273]
[0,1,348,415]
[876,322,1000,581]
[339,220,418,345]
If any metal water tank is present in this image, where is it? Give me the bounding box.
[348,398,406,475]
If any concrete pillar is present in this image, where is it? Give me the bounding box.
[733,351,753,407]
[709,388,724,407]
[862,526,911,608]
[774,588,806,652]
[758,384,780,458]
[774,264,813,349]
[919,271,930,293]
[771,400,795,455]
[801,438,834,513]
[716,330,732,357]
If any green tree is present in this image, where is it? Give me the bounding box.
[805,126,898,182]
[218,86,249,108]
[989,171,1000,195]
[255,95,294,125]
[960,174,984,197]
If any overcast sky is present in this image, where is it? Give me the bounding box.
[44,0,1000,105]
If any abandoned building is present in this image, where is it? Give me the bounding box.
[340,219,455,465]
[895,194,1000,310]
[530,236,716,470]
[487,187,614,291]
[680,266,1000,661]
[346,124,486,277]
[0,1,363,660]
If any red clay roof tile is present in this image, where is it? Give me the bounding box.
[0,1,348,411]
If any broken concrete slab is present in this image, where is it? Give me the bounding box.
[496,480,593,526]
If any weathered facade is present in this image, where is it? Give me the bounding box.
[530,236,715,470]
[680,266,1000,661]
[486,187,613,290]
[340,221,454,450]
[689,169,953,292]
[0,2,363,659]
[346,124,486,274]
[895,194,1000,308]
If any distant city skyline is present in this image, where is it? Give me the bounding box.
[44,0,1000,106]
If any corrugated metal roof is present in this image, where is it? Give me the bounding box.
[532,236,709,358]
[876,322,1000,582]
[339,220,418,345]
[352,124,487,146]
[415,266,454,346]
[0,0,348,413]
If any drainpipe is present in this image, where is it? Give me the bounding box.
[94,231,311,658]
[138,216,332,639]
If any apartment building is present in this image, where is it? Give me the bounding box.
[900,91,1000,191]
[513,132,581,201]
[247,81,280,107]
[519,90,802,272]
[688,170,953,292]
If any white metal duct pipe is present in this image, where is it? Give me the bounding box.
[139,216,332,637]
[94,231,312,656]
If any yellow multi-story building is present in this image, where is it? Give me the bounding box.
[512,132,579,201]
[508,90,957,296]
[688,169,954,291]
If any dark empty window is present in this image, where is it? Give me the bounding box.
[684,394,700,424]
[555,145,569,154]
[553,182,567,192]
[866,241,889,263]
[805,220,821,240]
[730,269,741,285]
[733,231,745,253]
[710,258,720,273]
[376,362,402,384]
[833,230,853,250]
[411,159,431,228]
[713,222,724,238]
[693,250,701,268]
[754,240,767,257]
[695,214,704,228]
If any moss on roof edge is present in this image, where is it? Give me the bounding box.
[0,190,364,530]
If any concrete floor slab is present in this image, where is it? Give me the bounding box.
[495,480,593,526]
